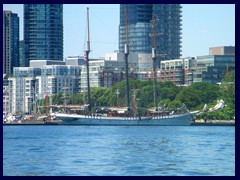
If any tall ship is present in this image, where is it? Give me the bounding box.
[54,7,193,126]
[54,112,192,126]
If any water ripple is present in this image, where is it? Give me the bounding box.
[3,126,235,176]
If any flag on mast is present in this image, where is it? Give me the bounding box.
[84,52,87,61]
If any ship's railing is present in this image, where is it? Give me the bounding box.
[83,114,147,120]
[152,115,170,119]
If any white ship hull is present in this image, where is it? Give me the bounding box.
[55,113,192,126]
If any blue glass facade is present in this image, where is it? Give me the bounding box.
[153,4,182,61]
[194,55,235,84]
[120,4,152,25]
[19,40,25,67]
[119,4,182,64]
[119,4,152,54]
[24,4,63,66]
[3,11,19,75]
[13,67,41,77]
[196,55,235,67]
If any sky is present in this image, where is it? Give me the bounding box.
[3,4,235,59]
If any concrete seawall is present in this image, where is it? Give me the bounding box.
[191,120,235,126]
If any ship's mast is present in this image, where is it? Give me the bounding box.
[132,89,139,117]
[85,7,91,112]
[124,7,130,113]
[151,15,158,111]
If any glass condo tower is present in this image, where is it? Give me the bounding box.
[24,4,63,66]
[119,4,182,64]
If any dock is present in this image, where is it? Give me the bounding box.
[3,119,62,125]
[191,120,235,126]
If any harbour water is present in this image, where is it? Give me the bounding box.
[3,125,235,176]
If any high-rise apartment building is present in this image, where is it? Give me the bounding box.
[3,11,19,76]
[19,40,26,67]
[153,4,182,61]
[119,4,182,64]
[119,4,152,54]
[24,4,63,66]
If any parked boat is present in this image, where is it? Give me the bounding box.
[3,112,15,123]
[55,7,193,126]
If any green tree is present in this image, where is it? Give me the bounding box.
[168,100,183,110]
[191,82,220,104]
[68,93,83,105]
[175,86,201,110]
[91,87,109,107]
[220,70,235,104]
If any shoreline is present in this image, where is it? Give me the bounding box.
[192,119,235,126]
[3,120,235,126]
